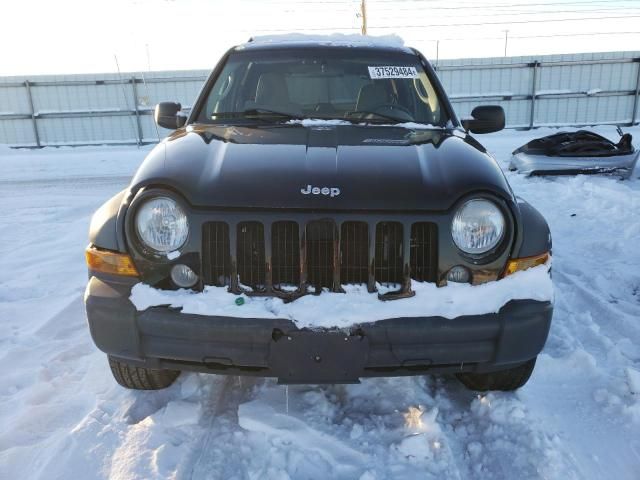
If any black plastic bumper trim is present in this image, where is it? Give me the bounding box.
[85,275,553,383]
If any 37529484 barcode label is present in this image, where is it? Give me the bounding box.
[368,66,419,79]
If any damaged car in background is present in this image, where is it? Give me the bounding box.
[84,36,554,393]
[510,128,639,178]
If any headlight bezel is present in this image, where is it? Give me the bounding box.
[127,188,191,260]
[450,195,511,262]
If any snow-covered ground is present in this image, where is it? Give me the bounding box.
[1,126,639,479]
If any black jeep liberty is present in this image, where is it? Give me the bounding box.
[85,38,552,391]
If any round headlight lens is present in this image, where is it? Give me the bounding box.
[452,199,505,255]
[135,196,188,253]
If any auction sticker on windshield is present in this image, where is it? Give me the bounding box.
[368,66,419,79]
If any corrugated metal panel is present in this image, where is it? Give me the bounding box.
[436,50,640,129]
[1,51,639,147]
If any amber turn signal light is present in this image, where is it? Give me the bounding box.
[503,252,550,277]
[85,246,139,277]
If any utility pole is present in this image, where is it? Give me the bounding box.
[503,29,509,57]
[361,0,367,35]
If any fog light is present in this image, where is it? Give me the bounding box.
[170,264,198,288]
[446,265,471,283]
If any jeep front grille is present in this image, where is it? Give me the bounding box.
[375,222,404,285]
[202,222,230,287]
[340,221,368,285]
[306,221,336,290]
[202,219,437,300]
[237,222,265,290]
[410,222,439,282]
[271,221,300,287]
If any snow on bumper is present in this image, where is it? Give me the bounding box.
[129,265,553,329]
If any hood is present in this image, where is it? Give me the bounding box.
[130,124,513,211]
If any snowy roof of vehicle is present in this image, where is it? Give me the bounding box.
[237,33,413,53]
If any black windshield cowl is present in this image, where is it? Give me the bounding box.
[211,109,417,127]
[212,108,303,122]
[345,110,413,124]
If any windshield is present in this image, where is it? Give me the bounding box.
[195,48,448,126]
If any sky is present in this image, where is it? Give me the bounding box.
[2,0,640,76]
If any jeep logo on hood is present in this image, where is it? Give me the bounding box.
[301,185,341,197]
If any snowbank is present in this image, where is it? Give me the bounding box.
[0,144,150,182]
[129,265,552,328]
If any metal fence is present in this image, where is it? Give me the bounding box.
[436,50,640,130]
[1,50,639,147]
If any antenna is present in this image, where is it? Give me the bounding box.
[113,54,140,147]
[145,43,151,72]
[140,70,161,143]
[503,29,509,57]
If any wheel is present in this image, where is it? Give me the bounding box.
[456,357,537,392]
[108,356,180,390]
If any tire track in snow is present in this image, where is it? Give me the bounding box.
[0,295,126,479]
[553,269,640,358]
[431,376,583,480]
[187,376,262,480]
[183,370,584,479]
[189,377,468,479]
[519,268,640,480]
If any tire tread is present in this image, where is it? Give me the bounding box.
[108,356,180,390]
[456,358,537,392]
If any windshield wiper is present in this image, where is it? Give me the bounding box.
[243,108,302,119]
[345,110,410,124]
[212,108,302,121]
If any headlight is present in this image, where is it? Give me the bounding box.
[452,199,505,255]
[135,196,189,253]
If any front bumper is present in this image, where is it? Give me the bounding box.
[85,275,553,384]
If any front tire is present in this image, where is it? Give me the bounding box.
[456,357,536,392]
[108,356,180,390]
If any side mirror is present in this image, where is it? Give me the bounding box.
[461,105,505,134]
[154,102,187,129]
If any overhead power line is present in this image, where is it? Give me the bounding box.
[370,6,640,20]
[370,5,640,16]
[368,0,638,6]
[513,30,640,39]
[367,14,640,29]
[412,30,640,42]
